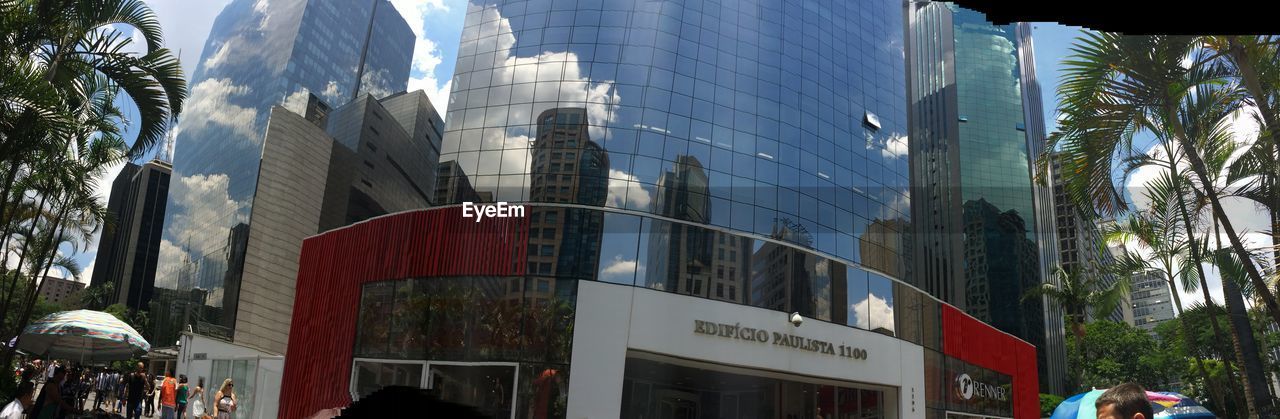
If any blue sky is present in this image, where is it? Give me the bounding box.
[1030,23,1083,134]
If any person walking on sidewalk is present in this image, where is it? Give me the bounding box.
[126,363,147,419]
[144,374,157,417]
[94,368,114,411]
[159,370,178,419]
[175,375,189,419]
[212,379,236,419]
[189,378,206,419]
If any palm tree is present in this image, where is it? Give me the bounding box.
[1104,194,1227,410]
[1022,250,1133,391]
[1050,33,1280,331]
[1121,82,1270,413]
[80,281,116,311]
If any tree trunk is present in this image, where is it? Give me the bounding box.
[0,209,65,372]
[1174,130,1280,328]
[0,158,23,253]
[1165,141,1247,412]
[1168,270,1228,412]
[1214,211,1277,415]
[0,190,49,325]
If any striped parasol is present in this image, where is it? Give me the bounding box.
[17,309,150,361]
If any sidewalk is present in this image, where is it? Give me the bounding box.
[30,381,166,418]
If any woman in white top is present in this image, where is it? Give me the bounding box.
[212,378,237,419]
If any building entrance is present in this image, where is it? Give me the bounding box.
[622,353,889,419]
[945,412,1013,419]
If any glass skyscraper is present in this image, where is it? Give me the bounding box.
[277,1,1045,418]
[437,0,911,273]
[157,0,414,341]
[906,0,1065,393]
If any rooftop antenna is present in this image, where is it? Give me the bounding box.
[158,49,182,163]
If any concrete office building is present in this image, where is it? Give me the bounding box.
[155,2,422,417]
[906,0,1067,394]
[280,1,1041,418]
[38,276,86,307]
[1128,270,1175,332]
[1049,154,1131,323]
[155,0,415,345]
[89,159,172,311]
[167,89,442,419]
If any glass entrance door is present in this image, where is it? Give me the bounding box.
[426,361,519,419]
[656,389,700,419]
[622,354,890,419]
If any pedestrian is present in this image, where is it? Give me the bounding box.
[116,370,127,414]
[145,373,157,417]
[127,363,147,419]
[176,375,189,419]
[0,381,35,419]
[1095,382,1154,419]
[159,369,178,419]
[95,368,113,411]
[43,360,56,384]
[190,378,205,419]
[211,379,236,419]
[31,366,78,419]
[59,367,80,415]
[77,368,92,410]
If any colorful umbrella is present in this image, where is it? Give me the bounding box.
[1149,392,1215,418]
[1050,389,1216,418]
[16,309,150,361]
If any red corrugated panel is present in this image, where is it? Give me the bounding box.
[941,304,1040,419]
[278,208,527,419]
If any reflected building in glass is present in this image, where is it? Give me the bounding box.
[282,1,1042,418]
[156,0,414,342]
[905,0,1066,394]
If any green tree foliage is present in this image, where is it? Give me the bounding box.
[1040,393,1066,417]
[1068,321,1179,391]
[0,0,187,373]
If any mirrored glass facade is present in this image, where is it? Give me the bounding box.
[905,0,1064,394]
[155,0,415,342]
[436,0,912,277]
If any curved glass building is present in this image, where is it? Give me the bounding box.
[280,1,1041,418]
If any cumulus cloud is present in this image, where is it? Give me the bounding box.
[154,239,187,289]
[850,293,895,332]
[202,41,233,71]
[877,132,909,160]
[253,0,272,30]
[607,169,652,210]
[1120,120,1272,307]
[165,173,249,252]
[180,78,260,143]
[599,255,643,280]
[390,0,453,114]
[319,80,343,105]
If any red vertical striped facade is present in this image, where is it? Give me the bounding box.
[279,207,527,419]
[279,207,1041,418]
[942,304,1040,419]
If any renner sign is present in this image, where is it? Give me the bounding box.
[954,373,1009,402]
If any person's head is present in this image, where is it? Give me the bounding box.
[198,377,204,388]
[167,368,174,378]
[14,381,35,407]
[179,375,187,384]
[219,378,234,395]
[135,362,144,372]
[52,365,66,379]
[1096,383,1154,419]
